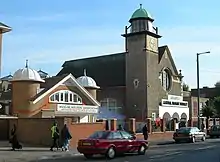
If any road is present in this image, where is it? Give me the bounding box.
[1,138,220,162]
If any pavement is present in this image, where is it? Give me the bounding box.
[1,138,220,162]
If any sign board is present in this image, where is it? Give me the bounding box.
[168,95,183,101]
[57,104,99,114]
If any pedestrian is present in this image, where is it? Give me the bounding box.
[50,122,60,151]
[61,124,72,151]
[142,123,148,140]
[117,124,124,131]
[10,124,22,151]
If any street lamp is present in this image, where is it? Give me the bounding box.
[197,51,210,129]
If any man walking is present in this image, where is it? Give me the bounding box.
[142,123,148,140]
[50,122,59,151]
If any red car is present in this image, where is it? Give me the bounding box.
[77,130,148,159]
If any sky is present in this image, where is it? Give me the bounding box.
[0,0,220,89]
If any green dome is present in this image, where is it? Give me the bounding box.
[130,4,152,21]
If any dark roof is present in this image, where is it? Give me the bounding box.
[58,52,126,87]
[38,70,48,75]
[1,74,13,81]
[158,46,166,63]
[191,87,220,98]
[57,46,172,87]
[0,22,12,33]
[0,22,11,28]
[30,74,68,101]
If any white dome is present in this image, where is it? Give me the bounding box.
[76,70,99,89]
[12,65,45,83]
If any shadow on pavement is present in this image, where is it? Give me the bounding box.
[28,153,140,162]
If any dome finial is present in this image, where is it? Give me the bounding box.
[84,69,87,76]
[140,4,142,9]
[25,59,29,68]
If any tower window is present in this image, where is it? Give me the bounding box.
[159,68,172,91]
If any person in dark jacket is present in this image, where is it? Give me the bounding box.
[10,124,22,151]
[142,123,148,140]
[61,124,72,151]
[117,124,124,131]
[50,122,59,151]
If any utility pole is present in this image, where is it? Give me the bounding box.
[197,51,210,129]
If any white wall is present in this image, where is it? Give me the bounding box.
[80,115,89,123]
[159,106,189,120]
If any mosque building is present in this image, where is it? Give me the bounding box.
[0,4,189,127]
[57,4,189,124]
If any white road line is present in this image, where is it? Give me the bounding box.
[194,145,216,151]
[150,151,182,159]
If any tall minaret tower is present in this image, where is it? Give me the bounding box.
[122,4,161,121]
[0,22,12,76]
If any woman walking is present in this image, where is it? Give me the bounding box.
[61,124,72,151]
[10,124,22,150]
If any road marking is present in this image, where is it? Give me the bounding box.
[194,145,216,151]
[149,151,182,159]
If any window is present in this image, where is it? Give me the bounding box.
[100,98,122,114]
[49,90,82,104]
[89,131,109,139]
[111,132,123,139]
[160,68,172,91]
[120,131,132,139]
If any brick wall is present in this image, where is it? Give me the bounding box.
[66,120,106,148]
[6,117,105,148]
[136,132,174,141]
[11,118,64,146]
[0,119,9,140]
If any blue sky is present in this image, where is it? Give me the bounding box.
[0,0,220,88]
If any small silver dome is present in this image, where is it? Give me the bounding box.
[76,69,99,89]
[12,60,45,83]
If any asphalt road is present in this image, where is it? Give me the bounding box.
[2,138,220,162]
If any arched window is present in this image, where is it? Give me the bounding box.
[49,90,82,104]
[159,68,172,91]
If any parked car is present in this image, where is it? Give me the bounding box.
[77,130,148,159]
[173,127,206,143]
[209,125,220,138]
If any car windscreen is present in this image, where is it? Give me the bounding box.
[88,131,109,139]
[211,125,220,130]
[177,128,191,133]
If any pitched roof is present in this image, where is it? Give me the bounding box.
[58,52,126,87]
[32,73,100,106]
[38,69,48,75]
[0,22,12,33]
[158,45,179,75]
[0,74,13,81]
[30,74,67,101]
[57,46,176,87]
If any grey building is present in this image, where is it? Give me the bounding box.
[57,5,186,122]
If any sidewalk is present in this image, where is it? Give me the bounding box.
[0,139,174,161]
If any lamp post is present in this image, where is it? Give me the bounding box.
[197,51,210,129]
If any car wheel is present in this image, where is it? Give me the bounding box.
[191,136,196,143]
[175,140,180,143]
[106,147,116,159]
[201,135,206,141]
[84,154,93,159]
[138,145,147,155]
